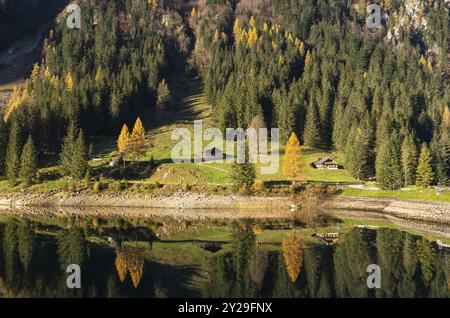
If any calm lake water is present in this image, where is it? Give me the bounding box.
[0,212,448,298]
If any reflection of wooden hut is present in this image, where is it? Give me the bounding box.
[311,157,341,170]
[314,233,340,245]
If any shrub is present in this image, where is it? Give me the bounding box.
[252,180,266,192]
[183,182,191,192]
[93,181,102,193]
[110,180,131,192]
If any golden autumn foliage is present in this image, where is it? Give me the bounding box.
[443,106,450,129]
[44,66,51,79]
[129,117,146,161]
[299,42,305,56]
[128,251,144,288]
[282,132,305,183]
[115,247,145,288]
[4,84,30,122]
[115,249,128,282]
[282,233,304,283]
[233,18,241,38]
[31,64,40,83]
[117,124,131,154]
[131,117,145,146]
[65,72,74,91]
[213,30,220,43]
[419,55,427,67]
[305,50,312,66]
[149,0,157,11]
[249,16,256,28]
[247,27,258,47]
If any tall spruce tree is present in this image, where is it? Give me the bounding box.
[5,121,21,185]
[59,122,77,176]
[303,103,322,148]
[401,133,418,186]
[19,135,38,186]
[416,143,434,188]
[375,132,404,190]
[231,147,256,191]
[346,126,373,180]
[71,130,88,180]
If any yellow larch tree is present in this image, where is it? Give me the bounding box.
[282,233,304,283]
[233,18,242,45]
[213,30,220,43]
[305,50,312,66]
[249,16,256,28]
[282,132,305,184]
[117,124,130,154]
[299,42,305,56]
[65,72,74,91]
[130,117,146,163]
[443,106,450,129]
[419,55,427,67]
[247,27,258,47]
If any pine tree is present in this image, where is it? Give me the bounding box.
[117,124,130,154]
[346,126,373,180]
[156,79,171,110]
[282,132,305,184]
[6,121,21,185]
[401,134,418,186]
[88,143,94,160]
[375,132,404,190]
[60,122,77,176]
[433,108,450,186]
[416,143,434,188]
[71,130,88,180]
[19,135,38,186]
[304,103,321,148]
[231,148,256,191]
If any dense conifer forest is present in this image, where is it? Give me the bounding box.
[0,0,449,190]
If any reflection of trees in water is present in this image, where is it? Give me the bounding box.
[0,217,448,298]
[207,228,449,298]
[282,233,304,283]
[115,247,144,288]
[0,218,200,298]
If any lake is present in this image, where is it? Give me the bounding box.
[0,210,448,298]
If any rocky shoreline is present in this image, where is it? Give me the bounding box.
[0,192,448,236]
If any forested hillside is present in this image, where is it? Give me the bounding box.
[0,0,449,191]
[194,0,450,188]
